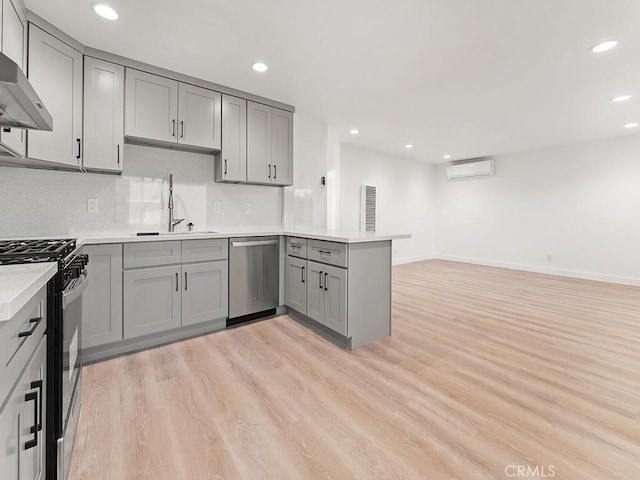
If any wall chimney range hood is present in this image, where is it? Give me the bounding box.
[0,52,52,131]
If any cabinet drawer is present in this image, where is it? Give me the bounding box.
[286,237,307,258]
[307,240,348,268]
[0,286,46,405]
[182,239,228,263]
[124,241,181,268]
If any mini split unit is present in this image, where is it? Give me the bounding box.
[446,159,495,180]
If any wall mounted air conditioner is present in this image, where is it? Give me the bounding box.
[446,159,495,180]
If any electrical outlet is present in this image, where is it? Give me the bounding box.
[244,202,252,214]
[87,198,99,213]
[546,254,552,262]
[214,202,221,214]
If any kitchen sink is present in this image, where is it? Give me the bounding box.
[160,230,218,235]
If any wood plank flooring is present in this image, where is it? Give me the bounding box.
[69,260,640,480]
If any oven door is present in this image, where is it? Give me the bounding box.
[58,268,88,479]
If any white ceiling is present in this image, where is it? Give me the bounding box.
[26,0,640,163]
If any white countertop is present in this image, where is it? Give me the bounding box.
[0,263,57,323]
[80,229,411,245]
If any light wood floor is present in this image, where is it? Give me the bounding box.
[69,260,640,480]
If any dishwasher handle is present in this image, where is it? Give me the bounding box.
[231,240,279,247]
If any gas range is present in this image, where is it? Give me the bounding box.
[0,238,78,265]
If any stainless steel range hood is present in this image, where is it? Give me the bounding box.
[0,52,52,131]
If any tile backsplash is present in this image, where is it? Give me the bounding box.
[0,144,283,237]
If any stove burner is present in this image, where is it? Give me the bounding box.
[0,238,77,264]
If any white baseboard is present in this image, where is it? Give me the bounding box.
[434,254,640,287]
[392,254,436,266]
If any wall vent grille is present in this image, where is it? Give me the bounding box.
[360,185,376,232]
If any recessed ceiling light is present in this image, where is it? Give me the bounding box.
[91,3,118,20]
[443,154,451,159]
[591,40,618,53]
[405,144,413,149]
[612,94,632,102]
[252,62,268,72]
[624,122,638,129]
[349,129,359,135]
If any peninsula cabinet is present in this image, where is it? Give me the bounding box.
[124,68,222,152]
[285,237,392,349]
[247,101,293,186]
[215,95,247,182]
[27,24,83,167]
[0,0,28,156]
[83,57,125,172]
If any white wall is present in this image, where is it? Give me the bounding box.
[283,110,328,230]
[338,144,436,264]
[435,135,640,285]
[0,144,283,237]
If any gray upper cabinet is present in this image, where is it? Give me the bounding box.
[83,57,124,172]
[124,68,178,144]
[247,101,293,186]
[247,101,272,184]
[215,95,247,182]
[285,256,307,314]
[182,261,228,326]
[27,25,83,167]
[271,108,294,185]
[123,265,182,339]
[323,264,348,336]
[0,0,27,156]
[82,244,123,349]
[177,83,221,150]
[125,68,223,152]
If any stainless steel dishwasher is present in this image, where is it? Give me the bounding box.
[228,236,280,325]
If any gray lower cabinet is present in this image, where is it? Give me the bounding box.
[182,261,228,327]
[82,244,123,349]
[0,335,47,480]
[285,256,307,314]
[124,265,182,339]
[305,260,324,323]
[323,264,348,336]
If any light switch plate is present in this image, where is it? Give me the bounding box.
[214,202,221,214]
[87,198,99,213]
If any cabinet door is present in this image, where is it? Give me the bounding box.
[82,244,123,348]
[177,83,221,150]
[271,108,293,186]
[123,265,181,339]
[219,95,247,182]
[306,261,325,324]
[27,25,83,167]
[246,101,272,183]
[83,58,124,171]
[19,338,46,480]
[0,0,27,156]
[285,256,306,314]
[324,265,348,336]
[124,68,178,144]
[182,261,228,327]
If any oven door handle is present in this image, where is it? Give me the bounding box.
[62,272,89,309]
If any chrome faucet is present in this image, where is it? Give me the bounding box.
[167,174,185,232]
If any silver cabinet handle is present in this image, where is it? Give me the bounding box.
[117,144,120,166]
[301,266,305,283]
[180,121,184,138]
[76,138,81,161]
[319,271,323,289]
[324,272,328,291]
[224,158,227,175]
[268,164,271,178]
[172,119,176,137]
[318,249,332,256]
[184,272,188,290]
[175,272,178,291]
[274,164,277,179]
